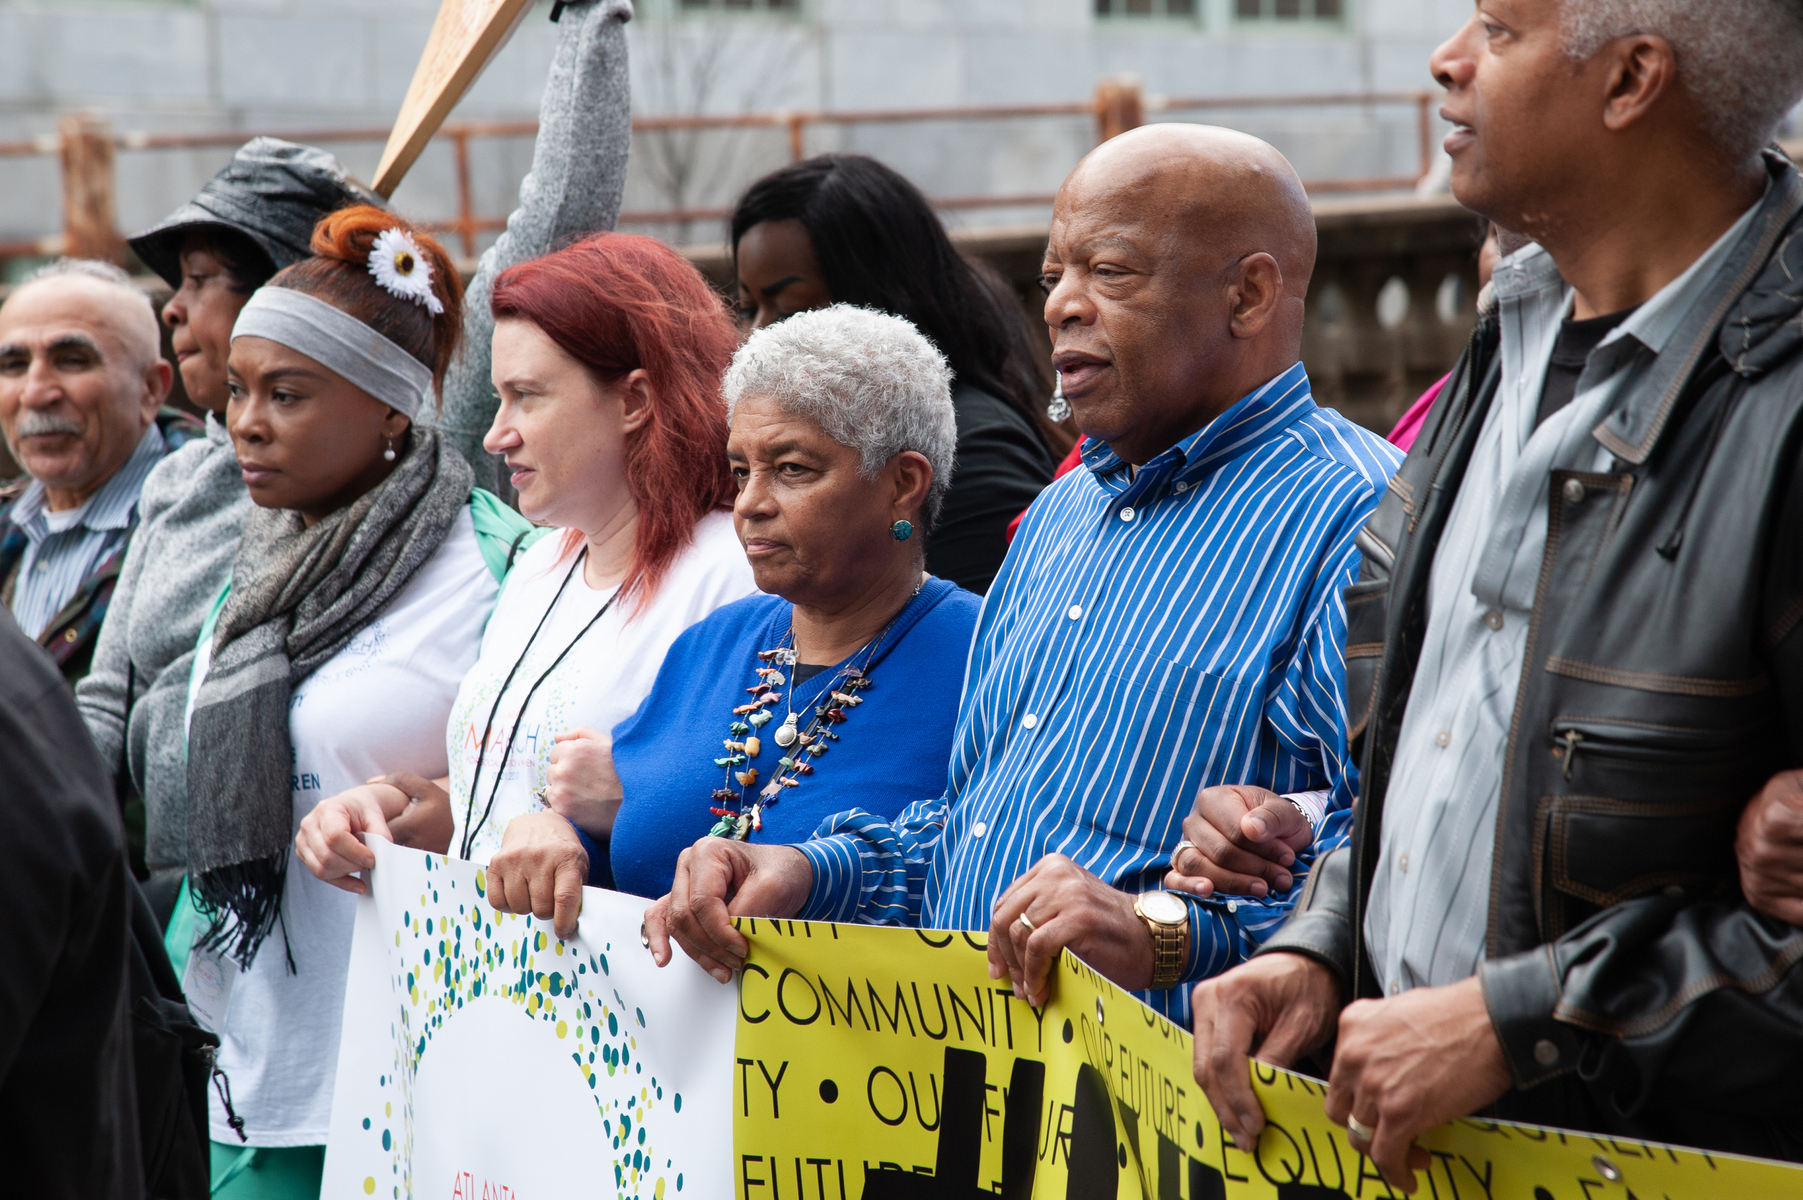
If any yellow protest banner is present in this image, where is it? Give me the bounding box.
[734,918,1803,1200]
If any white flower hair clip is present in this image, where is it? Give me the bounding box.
[368,227,444,315]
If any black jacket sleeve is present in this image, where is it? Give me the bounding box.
[925,384,1055,595]
[1256,844,1356,998]
[0,610,142,1198]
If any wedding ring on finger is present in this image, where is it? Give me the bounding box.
[1346,1116,1376,1145]
[1173,838,1197,872]
[1018,912,1037,933]
[640,921,650,949]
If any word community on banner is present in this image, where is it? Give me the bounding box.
[318,843,1803,1199]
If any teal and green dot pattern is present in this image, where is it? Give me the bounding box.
[357,854,685,1199]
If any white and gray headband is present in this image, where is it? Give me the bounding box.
[230,286,433,418]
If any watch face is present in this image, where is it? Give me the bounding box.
[1140,890,1186,925]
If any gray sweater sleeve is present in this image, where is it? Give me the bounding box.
[431,0,635,491]
[75,450,183,771]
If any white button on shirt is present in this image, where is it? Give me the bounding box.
[1021,713,1038,730]
[1119,507,1136,522]
[971,822,988,838]
[1067,605,1083,621]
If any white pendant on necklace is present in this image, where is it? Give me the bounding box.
[774,713,800,747]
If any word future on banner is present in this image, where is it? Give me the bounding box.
[733,919,1803,1200]
[320,839,735,1199]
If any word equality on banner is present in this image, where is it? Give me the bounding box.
[733,918,1803,1200]
[319,840,735,1200]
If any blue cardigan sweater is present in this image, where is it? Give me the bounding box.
[603,577,979,899]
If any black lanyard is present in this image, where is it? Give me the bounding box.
[458,548,618,859]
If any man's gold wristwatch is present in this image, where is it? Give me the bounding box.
[1134,891,1190,990]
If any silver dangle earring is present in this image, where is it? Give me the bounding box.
[383,437,396,463]
[1046,373,1070,423]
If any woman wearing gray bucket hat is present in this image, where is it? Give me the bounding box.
[130,138,387,413]
[75,0,635,936]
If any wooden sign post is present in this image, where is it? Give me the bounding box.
[372,0,537,199]
[60,112,123,263]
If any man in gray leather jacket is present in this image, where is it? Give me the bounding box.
[1186,0,1803,1188]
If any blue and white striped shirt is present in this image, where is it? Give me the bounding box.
[796,363,1402,1023]
[6,422,165,639]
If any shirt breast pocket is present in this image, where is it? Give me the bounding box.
[1094,656,1251,846]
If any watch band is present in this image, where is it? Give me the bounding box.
[1286,797,1318,833]
[1135,895,1190,990]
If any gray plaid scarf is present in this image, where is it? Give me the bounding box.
[186,428,472,967]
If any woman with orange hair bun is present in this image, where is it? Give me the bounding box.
[293,232,756,904]
[177,206,535,1193]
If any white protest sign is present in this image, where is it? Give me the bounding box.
[321,839,734,1199]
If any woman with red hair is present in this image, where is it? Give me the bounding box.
[294,232,755,881]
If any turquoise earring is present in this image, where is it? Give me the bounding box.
[891,520,914,542]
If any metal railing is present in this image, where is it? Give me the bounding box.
[0,81,1438,264]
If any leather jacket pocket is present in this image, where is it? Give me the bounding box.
[1548,717,1752,782]
[1535,717,1759,938]
[1342,578,1390,751]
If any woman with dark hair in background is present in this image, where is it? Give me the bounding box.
[730,154,1068,593]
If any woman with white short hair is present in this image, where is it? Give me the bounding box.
[478,305,983,939]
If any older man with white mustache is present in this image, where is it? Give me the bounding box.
[0,258,189,685]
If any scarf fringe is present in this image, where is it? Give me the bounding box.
[193,854,292,972]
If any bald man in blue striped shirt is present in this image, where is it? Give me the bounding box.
[649,124,1402,1024]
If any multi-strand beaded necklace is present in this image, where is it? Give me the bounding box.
[705,627,885,841]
